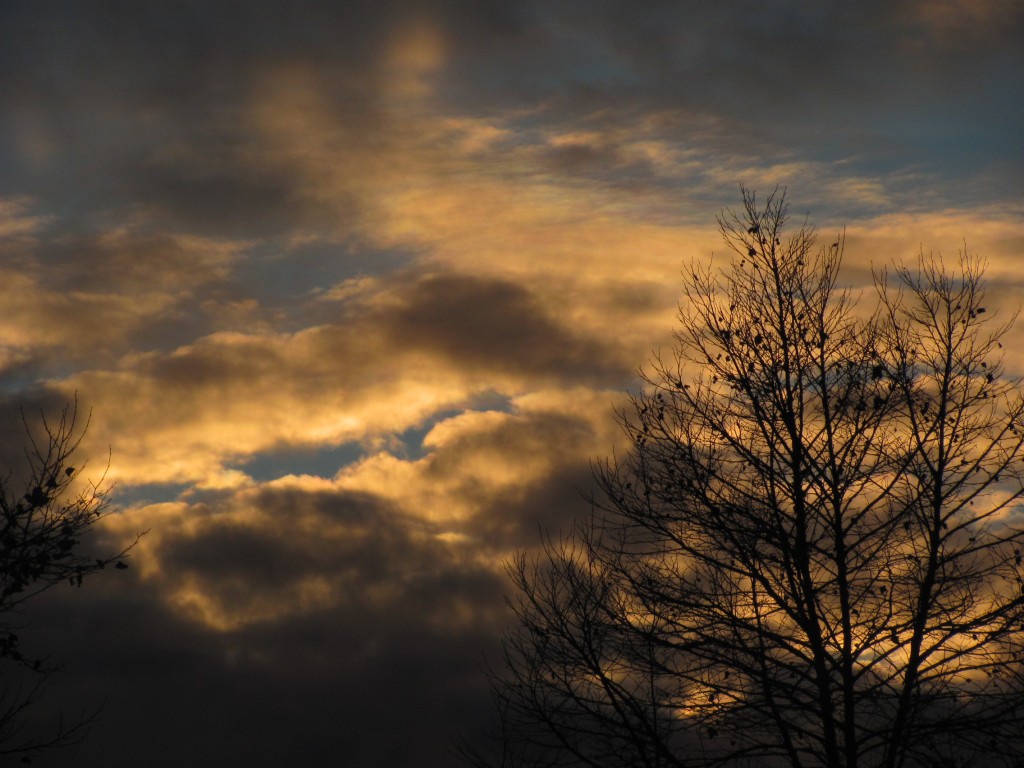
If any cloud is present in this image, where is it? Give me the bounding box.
[4,0,1018,248]
[12,396,601,764]
[0,390,80,491]
[15,381,629,765]
[900,0,1024,49]
[49,267,634,487]
[0,221,249,374]
[0,4,1019,767]
[0,196,51,238]
[101,486,503,634]
[80,385,624,635]
[19,485,509,765]
[371,273,631,379]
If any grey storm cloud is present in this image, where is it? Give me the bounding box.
[17,481,511,767]
[149,487,483,611]
[22,595,505,766]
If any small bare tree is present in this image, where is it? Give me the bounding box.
[0,402,136,760]
[475,190,1024,768]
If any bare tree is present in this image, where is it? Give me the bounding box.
[475,190,1024,768]
[0,401,137,761]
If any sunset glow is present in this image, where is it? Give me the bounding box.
[0,3,1021,765]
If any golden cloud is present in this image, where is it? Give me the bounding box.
[0,226,248,368]
[335,387,627,526]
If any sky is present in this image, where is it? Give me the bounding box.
[0,1,1022,765]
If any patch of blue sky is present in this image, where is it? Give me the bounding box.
[394,391,516,461]
[234,239,416,310]
[226,392,514,483]
[109,480,194,508]
[0,369,47,397]
[237,440,366,483]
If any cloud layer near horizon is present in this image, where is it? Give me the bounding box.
[0,2,1021,766]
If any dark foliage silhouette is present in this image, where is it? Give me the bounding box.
[0,402,136,761]
[472,190,1024,768]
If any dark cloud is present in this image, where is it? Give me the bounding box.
[0,1,532,237]
[154,489,459,615]
[133,146,320,239]
[418,407,606,544]
[21,602,503,767]
[469,460,599,548]
[627,2,1017,117]
[439,1,1023,205]
[377,273,634,384]
[3,0,1019,231]
[15,482,508,767]
[0,390,77,489]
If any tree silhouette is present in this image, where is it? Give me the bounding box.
[473,190,1024,767]
[0,401,136,761]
